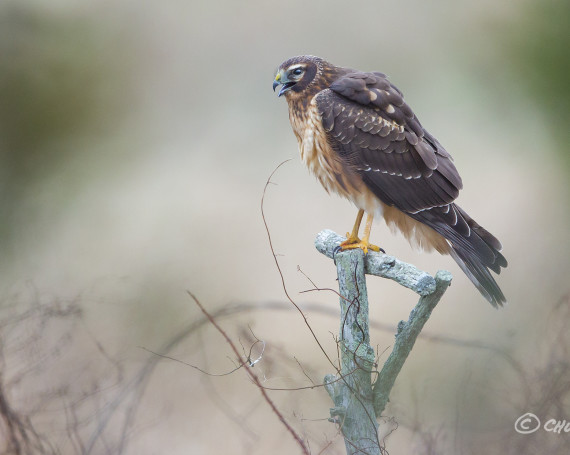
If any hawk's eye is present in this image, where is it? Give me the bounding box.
[292,68,304,76]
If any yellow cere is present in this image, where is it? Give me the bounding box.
[275,73,281,81]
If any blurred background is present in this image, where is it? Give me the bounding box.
[0,0,568,454]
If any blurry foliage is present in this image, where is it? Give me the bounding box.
[0,286,144,455]
[501,0,570,169]
[0,5,132,246]
[1,11,94,156]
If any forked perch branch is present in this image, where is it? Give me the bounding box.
[315,229,452,454]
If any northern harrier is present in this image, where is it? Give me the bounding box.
[273,55,507,306]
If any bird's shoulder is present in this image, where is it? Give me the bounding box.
[315,71,423,142]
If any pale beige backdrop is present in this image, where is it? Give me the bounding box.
[0,0,568,454]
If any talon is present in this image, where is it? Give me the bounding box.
[337,210,382,255]
[340,235,361,248]
[341,240,382,255]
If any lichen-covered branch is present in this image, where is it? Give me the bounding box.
[315,229,437,296]
[323,248,380,455]
[372,270,452,416]
[315,230,452,454]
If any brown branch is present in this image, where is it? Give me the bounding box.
[188,291,310,455]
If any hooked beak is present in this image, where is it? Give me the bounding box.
[273,71,295,97]
[272,78,281,92]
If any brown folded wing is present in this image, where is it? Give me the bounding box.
[315,71,507,306]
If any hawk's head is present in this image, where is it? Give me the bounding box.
[273,55,328,97]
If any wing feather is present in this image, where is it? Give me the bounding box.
[316,80,460,214]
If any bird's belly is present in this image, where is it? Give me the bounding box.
[299,128,383,216]
[291,99,382,216]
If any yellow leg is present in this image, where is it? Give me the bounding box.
[340,212,381,254]
[340,209,364,246]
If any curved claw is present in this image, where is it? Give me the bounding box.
[332,245,342,265]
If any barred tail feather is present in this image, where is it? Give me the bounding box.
[410,203,507,307]
[449,246,506,308]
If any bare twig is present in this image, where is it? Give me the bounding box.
[188,291,310,455]
[261,162,337,369]
[139,347,245,376]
